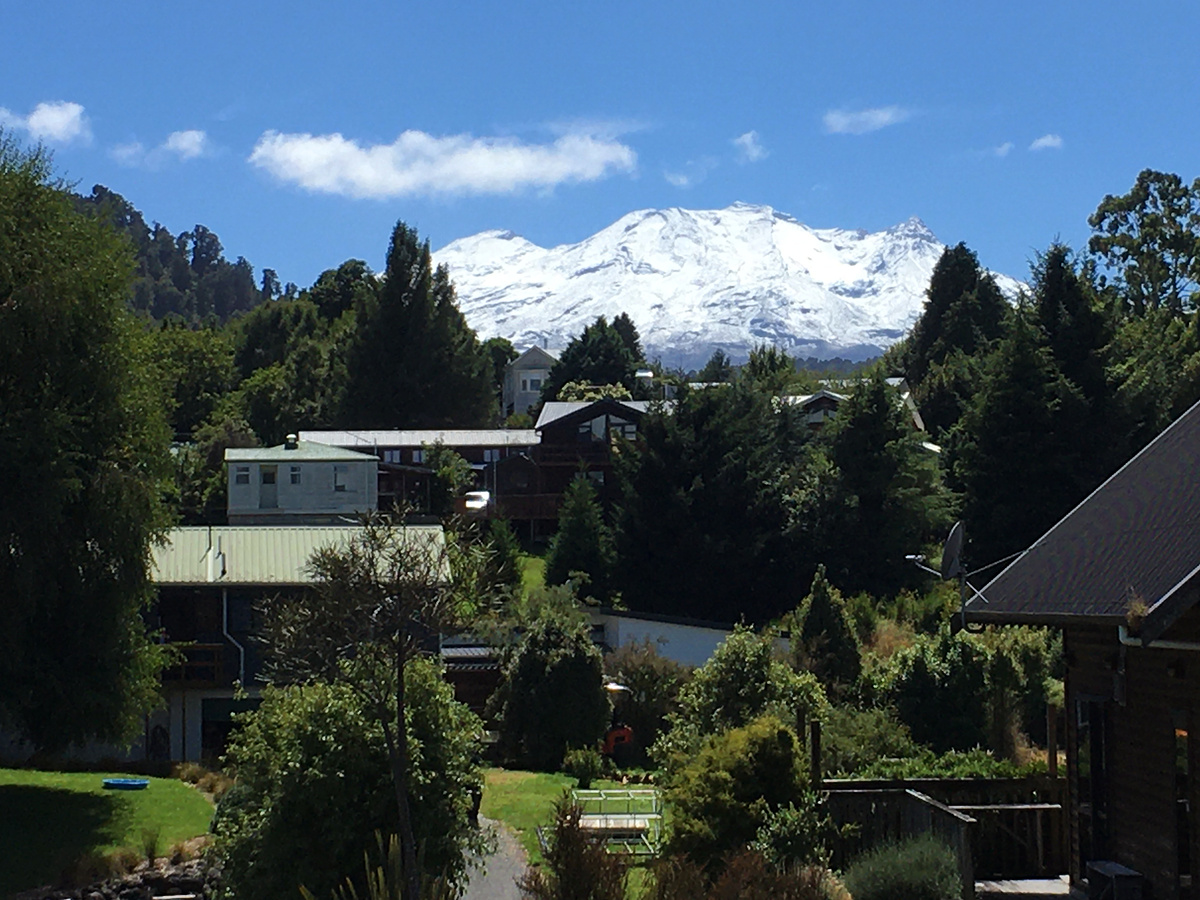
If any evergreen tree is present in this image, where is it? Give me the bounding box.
[949,312,1091,568]
[1030,244,1112,404]
[544,477,614,602]
[541,316,637,401]
[0,135,174,750]
[611,311,644,362]
[340,222,493,428]
[794,565,861,693]
[794,372,953,598]
[697,347,734,383]
[744,343,796,391]
[613,381,810,622]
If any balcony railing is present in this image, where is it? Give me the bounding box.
[163,643,225,686]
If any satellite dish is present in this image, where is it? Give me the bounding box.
[941,521,964,580]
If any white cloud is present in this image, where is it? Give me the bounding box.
[1029,133,1063,151]
[248,128,637,198]
[663,156,718,189]
[823,106,910,135]
[164,129,209,160]
[732,130,767,163]
[110,141,146,167]
[108,129,211,168]
[0,100,91,144]
[994,141,1014,157]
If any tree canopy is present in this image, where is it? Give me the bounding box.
[542,315,639,401]
[0,135,174,751]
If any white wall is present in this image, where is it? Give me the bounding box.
[592,612,732,668]
[228,458,377,520]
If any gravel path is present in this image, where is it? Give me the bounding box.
[463,817,527,900]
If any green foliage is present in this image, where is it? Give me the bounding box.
[751,794,840,869]
[148,320,238,437]
[855,747,1047,779]
[611,311,644,362]
[819,706,920,777]
[644,852,849,900]
[0,134,174,751]
[696,348,734,383]
[654,628,827,764]
[562,748,604,789]
[300,831,458,900]
[491,614,611,771]
[544,477,615,603]
[789,371,954,598]
[482,518,525,594]
[948,312,1092,568]
[542,315,638,401]
[793,566,861,693]
[340,222,493,428]
[613,381,811,622]
[663,715,811,867]
[1088,169,1200,315]
[517,796,628,900]
[423,441,473,517]
[557,381,633,401]
[215,660,483,900]
[842,835,962,900]
[604,639,692,764]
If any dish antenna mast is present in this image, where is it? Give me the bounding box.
[907,521,1024,632]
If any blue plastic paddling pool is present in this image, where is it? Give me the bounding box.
[102,777,149,790]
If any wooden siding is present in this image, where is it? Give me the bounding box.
[1065,625,1200,899]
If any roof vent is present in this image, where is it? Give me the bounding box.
[284,433,299,450]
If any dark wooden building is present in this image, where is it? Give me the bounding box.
[974,397,1200,899]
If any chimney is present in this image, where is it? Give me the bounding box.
[284,433,298,450]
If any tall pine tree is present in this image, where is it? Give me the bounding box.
[340,222,493,428]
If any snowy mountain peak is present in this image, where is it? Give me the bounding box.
[436,203,1013,369]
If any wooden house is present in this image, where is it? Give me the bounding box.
[973,397,1200,898]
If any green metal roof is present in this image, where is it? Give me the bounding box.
[225,440,378,463]
[152,525,446,586]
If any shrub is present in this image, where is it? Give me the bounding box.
[664,715,813,867]
[518,796,627,900]
[213,658,484,900]
[644,851,849,900]
[791,565,861,695]
[604,639,692,764]
[490,613,611,771]
[842,834,962,900]
[653,627,827,764]
[563,747,604,789]
[820,706,920,777]
[750,795,840,868]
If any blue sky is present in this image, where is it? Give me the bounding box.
[3,0,1198,291]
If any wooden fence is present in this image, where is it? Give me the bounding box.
[825,776,1069,887]
[827,789,976,900]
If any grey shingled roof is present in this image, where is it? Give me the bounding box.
[972,397,1200,624]
[226,440,378,463]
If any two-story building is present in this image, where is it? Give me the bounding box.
[225,435,378,525]
[503,346,558,418]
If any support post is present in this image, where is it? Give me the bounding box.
[809,719,822,788]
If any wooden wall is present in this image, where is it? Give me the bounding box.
[1065,625,1200,899]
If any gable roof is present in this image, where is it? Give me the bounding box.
[536,399,652,430]
[507,346,559,369]
[299,429,539,449]
[152,524,446,586]
[225,440,377,464]
[972,397,1200,627]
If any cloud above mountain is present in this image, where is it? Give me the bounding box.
[248,127,637,198]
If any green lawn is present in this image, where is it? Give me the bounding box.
[518,553,546,596]
[0,768,214,897]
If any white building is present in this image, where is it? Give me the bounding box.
[226,435,378,524]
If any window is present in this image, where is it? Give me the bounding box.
[521,378,529,392]
[333,465,348,492]
[412,449,426,464]
[234,466,250,485]
[290,466,301,485]
[484,448,500,463]
[529,378,542,391]
[383,449,401,464]
[261,467,276,485]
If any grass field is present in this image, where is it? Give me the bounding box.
[0,768,214,897]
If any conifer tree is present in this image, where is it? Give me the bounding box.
[541,316,637,401]
[794,565,861,693]
[611,311,644,362]
[949,312,1091,568]
[544,477,614,602]
[1031,244,1112,404]
[340,222,493,428]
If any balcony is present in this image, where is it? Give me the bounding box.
[163,643,226,687]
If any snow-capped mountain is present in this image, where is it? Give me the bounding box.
[436,203,1020,369]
